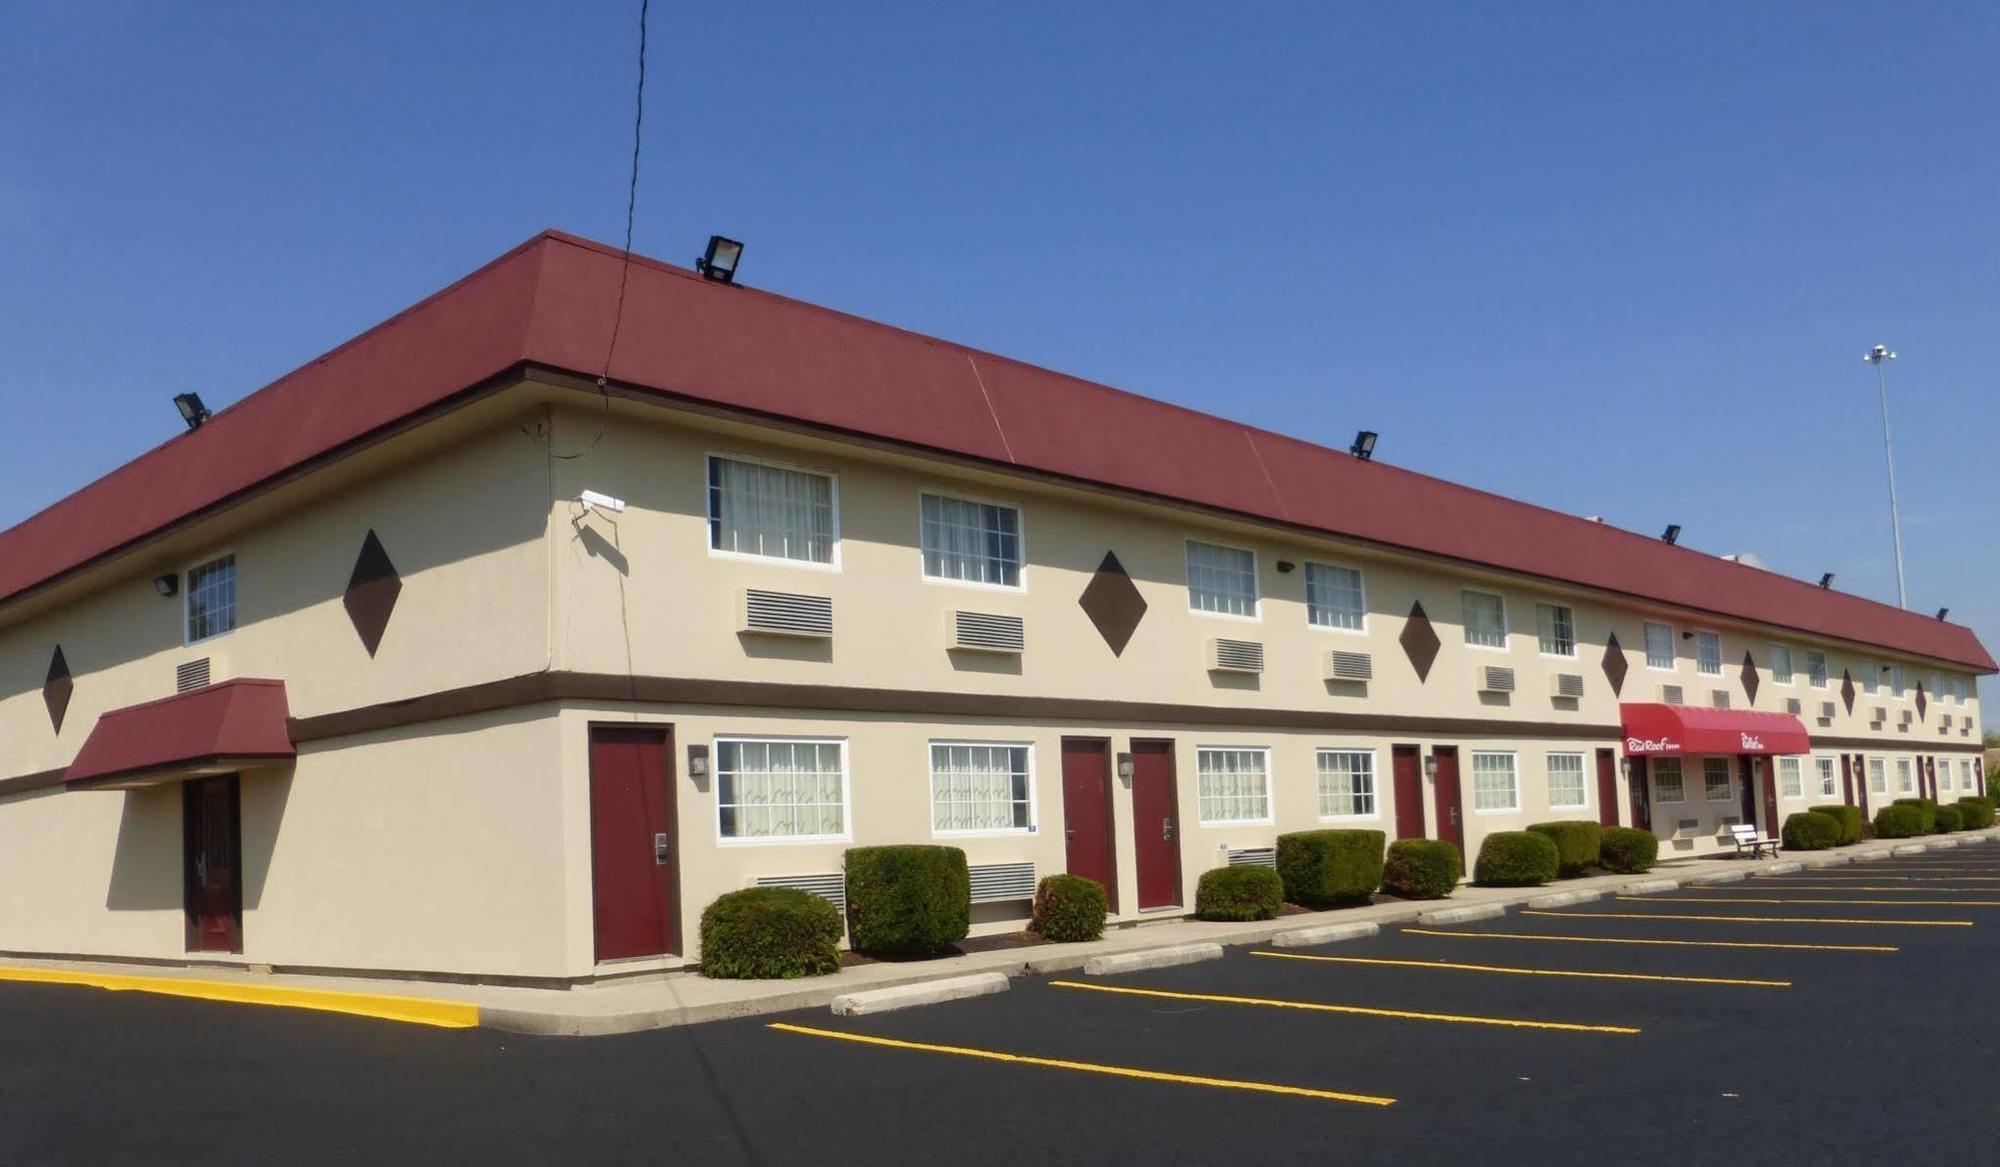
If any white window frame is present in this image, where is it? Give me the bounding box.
[713,736,852,846]
[1703,757,1734,802]
[1644,622,1675,671]
[1770,645,1793,686]
[1806,650,1829,689]
[1896,758,1913,794]
[705,452,842,571]
[1470,750,1520,813]
[1867,757,1887,795]
[1461,589,1509,652]
[1777,757,1802,800]
[927,740,1036,837]
[1314,748,1378,820]
[1535,603,1577,659]
[916,489,1027,593]
[1195,746,1274,825]
[1888,665,1906,698]
[1545,751,1588,810]
[1652,757,1686,803]
[1303,561,1368,634]
[183,551,239,646]
[1184,539,1261,622]
[1694,630,1723,677]
[1815,756,1838,799]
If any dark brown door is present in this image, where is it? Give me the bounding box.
[1841,754,1855,805]
[1060,738,1118,912]
[1628,757,1652,832]
[1925,757,1939,801]
[183,777,242,954]
[1737,756,1758,828]
[1391,745,1426,840]
[1130,740,1182,910]
[589,726,679,961]
[1595,749,1619,828]
[1758,758,1780,837]
[1432,747,1464,855]
[1854,754,1871,818]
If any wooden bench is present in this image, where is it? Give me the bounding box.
[1725,822,1780,858]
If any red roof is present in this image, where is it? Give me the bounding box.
[1619,703,1813,757]
[65,679,295,789]
[2,230,1992,671]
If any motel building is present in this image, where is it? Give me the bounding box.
[0,230,1992,983]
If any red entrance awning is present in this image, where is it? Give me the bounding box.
[1619,703,1811,757]
[65,679,296,790]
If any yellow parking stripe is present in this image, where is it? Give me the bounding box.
[1523,910,1969,928]
[0,966,478,1028]
[1047,979,1638,1034]
[766,1022,1397,1106]
[1722,884,2000,893]
[1403,926,1895,952]
[1250,950,1789,988]
[1620,895,2000,907]
[1769,871,2000,880]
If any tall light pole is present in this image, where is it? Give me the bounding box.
[1863,344,1907,609]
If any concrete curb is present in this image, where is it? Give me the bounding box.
[1852,851,1891,862]
[1761,861,1804,875]
[831,973,1008,1016]
[1891,844,1928,856]
[1525,890,1600,909]
[1930,837,1963,848]
[1689,870,1748,886]
[1620,878,1680,894]
[1270,922,1380,949]
[1415,902,1508,925]
[1083,943,1223,976]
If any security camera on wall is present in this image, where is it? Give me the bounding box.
[580,490,626,515]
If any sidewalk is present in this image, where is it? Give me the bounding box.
[5,829,1994,1036]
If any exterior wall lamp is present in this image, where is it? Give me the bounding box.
[153,573,180,598]
[1116,752,1135,781]
[1423,754,1439,780]
[686,744,710,785]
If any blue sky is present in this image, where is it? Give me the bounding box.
[4,2,1996,695]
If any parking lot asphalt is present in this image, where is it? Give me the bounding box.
[6,846,2000,1165]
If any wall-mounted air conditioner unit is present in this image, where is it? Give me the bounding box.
[1550,673,1584,700]
[1209,638,1265,674]
[740,589,834,638]
[1660,684,1685,706]
[947,611,1025,654]
[1326,650,1373,682]
[1477,665,1517,694]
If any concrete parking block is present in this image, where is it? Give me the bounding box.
[1690,870,1749,886]
[1083,943,1224,976]
[1414,902,1508,925]
[1762,861,1804,875]
[1931,838,1963,848]
[1270,921,1381,948]
[1853,851,1891,862]
[1891,844,1928,856]
[1525,890,1601,909]
[1621,878,1680,894]
[831,973,1010,1016]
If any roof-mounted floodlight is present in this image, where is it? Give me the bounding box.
[1661,524,1681,545]
[1349,430,1378,460]
[697,235,743,284]
[173,392,210,430]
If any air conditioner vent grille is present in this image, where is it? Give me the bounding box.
[1477,665,1517,694]
[968,861,1037,903]
[1660,684,1685,706]
[1711,690,1731,710]
[949,610,1025,653]
[754,872,846,912]
[742,589,834,638]
[1552,672,1585,699]
[175,658,212,693]
[1327,650,1373,682]
[1209,638,1265,674]
[1785,697,1803,716]
[1226,847,1278,869]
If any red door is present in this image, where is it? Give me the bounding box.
[1595,749,1619,828]
[1854,754,1871,818]
[1391,745,1426,840]
[1628,757,1652,832]
[1841,755,1855,805]
[183,777,242,954]
[1060,738,1118,911]
[589,726,679,961]
[1758,758,1781,837]
[1431,747,1464,856]
[1925,757,1939,801]
[1130,740,1182,910]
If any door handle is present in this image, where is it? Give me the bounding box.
[1449,806,1461,826]
[1064,827,1075,839]
[654,833,671,865]
[1162,818,1174,842]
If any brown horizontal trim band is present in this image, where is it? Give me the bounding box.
[288,669,1627,744]
[65,753,298,792]
[1813,735,1988,756]
[0,768,68,799]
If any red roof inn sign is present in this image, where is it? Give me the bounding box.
[1618,705,1811,758]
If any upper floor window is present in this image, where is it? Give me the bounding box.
[708,455,837,565]
[1196,747,1271,824]
[1305,563,1366,631]
[185,554,237,643]
[929,742,1032,834]
[1888,665,1906,697]
[1770,645,1793,685]
[1462,590,1507,650]
[1186,541,1258,618]
[1806,651,1829,689]
[1535,603,1576,657]
[1644,622,1674,670]
[1695,631,1722,676]
[919,493,1022,588]
[1862,663,1879,695]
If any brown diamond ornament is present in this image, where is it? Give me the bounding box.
[1400,600,1441,683]
[1741,651,1760,706]
[1841,669,1856,715]
[1601,631,1628,696]
[343,529,402,658]
[1915,683,1928,722]
[1078,551,1146,656]
[44,645,72,733]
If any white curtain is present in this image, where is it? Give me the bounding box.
[713,459,833,563]
[718,740,844,838]
[1199,749,1269,822]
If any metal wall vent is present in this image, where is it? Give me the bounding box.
[1872,706,1888,722]
[740,589,834,638]
[1900,709,1914,725]
[1476,665,1517,694]
[1711,690,1731,710]
[1660,684,1685,706]
[1941,713,1954,729]
[1550,672,1585,699]
[1226,847,1278,869]
[948,611,1025,654]
[1785,697,1803,716]
[1820,701,1837,719]
[754,872,846,912]
[175,658,212,693]
[968,861,1037,903]
[1208,638,1265,674]
[1326,650,1374,682]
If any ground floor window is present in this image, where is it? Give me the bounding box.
[1703,757,1733,802]
[715,738,847,841]
[1197,747,1271,824]
[1545,752,1586,809]
[1472,751,1518,812]
[1896,758,1914,794]
[1816,757,1838,798]
[1867,758,1887,795]
[1778,757,1802,799]
[1315,749,1376,818]
[1938,761,1953,794]
[1653,758,1685,803]
[929,743,1032,834]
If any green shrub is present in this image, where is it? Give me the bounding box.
[1809,804,1864,845]
[1527,820,1603,878]
[699,887,842,979]
[1195,866,1284,921]
[1473,830,1560,887]
[1891,798,1937,834]
[1599,826,1659,874]
[1382,839,1462,899]
[1029,874,1108,942]
[1276,829,1386,908]
[1955,797,1995,829]
[1933,804,1964,833]
[1874,804,1929,839]
[844,845,970,958]
[1781,811,1839,851]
